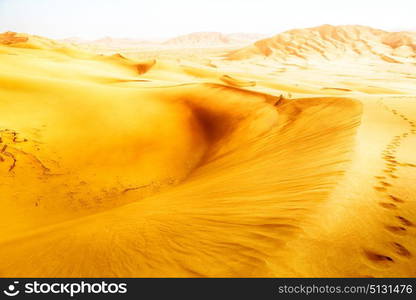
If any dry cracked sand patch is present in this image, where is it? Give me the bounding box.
[0,27,415,277]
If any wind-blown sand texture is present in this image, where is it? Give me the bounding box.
[0,26,415,277]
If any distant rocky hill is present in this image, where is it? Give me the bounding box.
[163,32,265,47]
[228,25,416,62]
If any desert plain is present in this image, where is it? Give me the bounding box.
[0,25,415,277]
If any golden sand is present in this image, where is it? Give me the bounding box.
[0,27,415,277]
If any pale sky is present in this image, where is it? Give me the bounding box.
[0,0,415,40]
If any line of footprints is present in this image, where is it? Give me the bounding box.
[367,101,416,266]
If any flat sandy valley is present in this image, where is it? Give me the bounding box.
[0,25,415,277]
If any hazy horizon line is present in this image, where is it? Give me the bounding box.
[1,23,415,42]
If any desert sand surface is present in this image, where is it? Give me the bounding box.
[0,25,415,277]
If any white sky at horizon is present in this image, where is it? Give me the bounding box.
[0,0,415,40]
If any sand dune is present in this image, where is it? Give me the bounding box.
[59,32,265,54]
[220,75,256,87]
[228,25,416,63]
[0,27,416,277]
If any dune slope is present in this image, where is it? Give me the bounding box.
[1,28,416,277]
[228,25,416,63]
